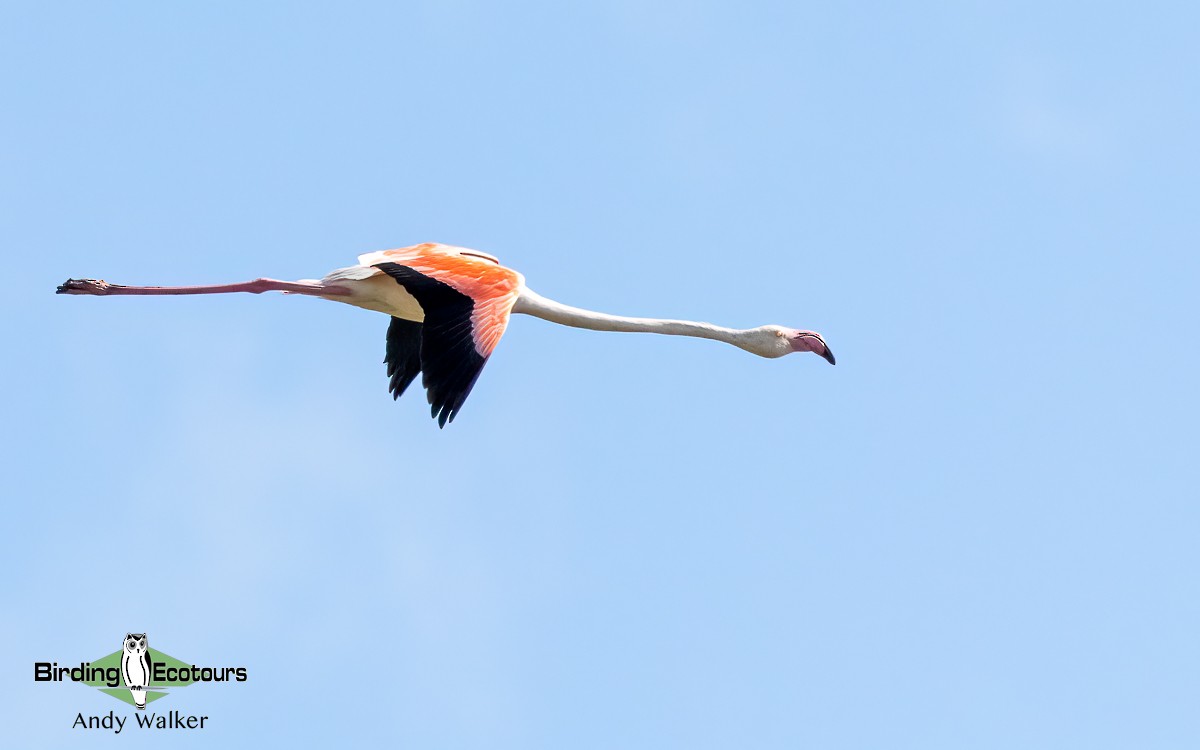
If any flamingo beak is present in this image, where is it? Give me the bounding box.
[790,332,836,364]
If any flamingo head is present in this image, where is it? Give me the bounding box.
[744,326,835,363]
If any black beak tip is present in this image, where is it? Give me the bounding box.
[822,347,836,366]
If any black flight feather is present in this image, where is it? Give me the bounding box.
[384,317,423,400]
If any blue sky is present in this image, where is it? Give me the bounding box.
[1,1,1197,747]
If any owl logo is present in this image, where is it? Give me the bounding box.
[120,633,153,710]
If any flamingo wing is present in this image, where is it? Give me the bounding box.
[365,245,523,427]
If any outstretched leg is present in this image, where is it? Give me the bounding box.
[56,278,351,297]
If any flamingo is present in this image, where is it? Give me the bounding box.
[57,243,835,427]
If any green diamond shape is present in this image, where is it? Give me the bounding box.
[83,648,198,705]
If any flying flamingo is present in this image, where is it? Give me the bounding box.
[57,243,835,427]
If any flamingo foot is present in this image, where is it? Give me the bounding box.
[57,278,114,295]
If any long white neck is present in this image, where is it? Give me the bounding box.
[513,287,764,355]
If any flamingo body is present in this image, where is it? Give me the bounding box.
[323,244,523,425]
